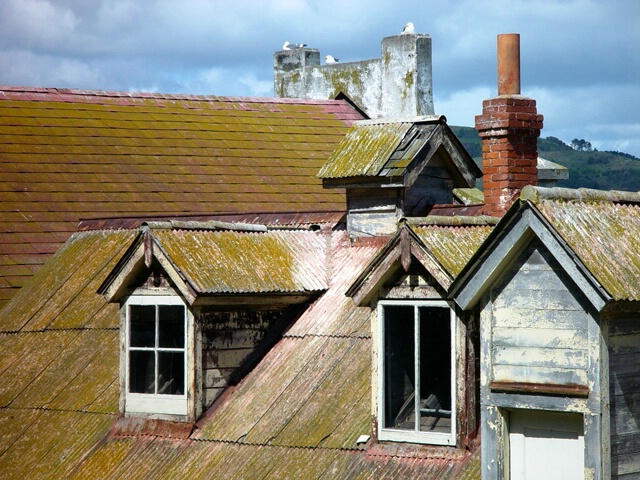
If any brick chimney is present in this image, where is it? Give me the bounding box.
[475,34,543,217]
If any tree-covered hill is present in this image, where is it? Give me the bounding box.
[451,126,640,192]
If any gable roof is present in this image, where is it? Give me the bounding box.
[347,217,495,306]
[317,116,481,187]
[0,225,480,479]
[100,223,329,304]
[0,87,362,308]
[452,186,640,311]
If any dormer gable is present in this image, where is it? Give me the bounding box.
[347,218,494,306]
[318,116,482,238]
[99,221,328,306]
[98,221,330,423]
[346,217,493,448]
[449,185,640,479]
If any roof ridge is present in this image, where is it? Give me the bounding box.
[521,185,640,204]
[0,86,355,105]
[283,332,372,339]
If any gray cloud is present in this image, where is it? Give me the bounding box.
[0,0,638,158]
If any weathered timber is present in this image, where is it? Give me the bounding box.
[489,381,589,397]
[609,315,640,478]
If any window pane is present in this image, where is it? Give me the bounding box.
[129,350,155,393]
[158,305,185,348]
[158,351,185,395]
[419,306,451,433]
[384,305,415,430]
[130,305,156,347]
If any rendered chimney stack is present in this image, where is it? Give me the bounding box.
[475,33,543,217]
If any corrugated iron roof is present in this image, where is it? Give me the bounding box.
[0,227,480,478]
[153,228,329,294]
[531,194,640,301]
[0,87,362,308]
[411,224,494,278]
[69,438,479,479]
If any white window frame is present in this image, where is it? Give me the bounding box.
[125,295,188,416]
[377,300,456,446]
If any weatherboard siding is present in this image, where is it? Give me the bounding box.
[490,241,589,388]
[491,246,590,386]
[609,315,640,478]
[199,307,287,407]
[480,239,607,479]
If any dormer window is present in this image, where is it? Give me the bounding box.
[378,300,456,446]
[125,295,189,416]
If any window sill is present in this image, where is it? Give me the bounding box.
[378,428,455,446]
[126,393,188,416]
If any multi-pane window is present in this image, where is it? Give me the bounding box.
[378,301,456,445]
[125,296,188,416]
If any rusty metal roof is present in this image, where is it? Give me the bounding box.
[0,227,480,478]
[0,87,362,308]
[152,228,329,294]
[69,438,480,479]
[522,186,640,301]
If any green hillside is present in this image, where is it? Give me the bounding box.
[451,126,640,192]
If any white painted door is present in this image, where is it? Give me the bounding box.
[509,410,584,480]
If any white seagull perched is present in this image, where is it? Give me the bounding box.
[401,22,415,34]
[325,55,340,65]
[283,41,306,50]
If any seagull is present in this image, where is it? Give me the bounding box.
[325,55,340,65]
[401,22,415,34]
[283,41,306,50]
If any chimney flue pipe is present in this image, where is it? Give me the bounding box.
[497,33,520,96]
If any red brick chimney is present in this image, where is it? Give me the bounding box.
[475,34,543,217]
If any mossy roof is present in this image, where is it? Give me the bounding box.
[0,87,362,308]
[524,187,640,301]
[103,227,330,298]
[0,227,480,479]
[318,115,480,186]
[410,224,494,278]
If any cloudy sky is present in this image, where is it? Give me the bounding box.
[1,0,638,157]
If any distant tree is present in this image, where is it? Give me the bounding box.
[571,138,593,151]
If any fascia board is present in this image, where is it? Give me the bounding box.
[348,227,453,306]
[99,231,198,305]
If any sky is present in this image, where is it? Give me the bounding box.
[0,0,638,157]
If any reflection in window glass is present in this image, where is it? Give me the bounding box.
[159,305,185,348]
[419,306,451,434]
[130,305,155,347]
[128,303,185,396]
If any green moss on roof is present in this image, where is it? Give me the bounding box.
[0,88,361,308]
[152,228,328,294]
[318,121,412,178]
[411,225,493,277]
[535,199,640,301]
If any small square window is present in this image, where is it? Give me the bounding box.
[125,296,188,416]
[378,301,456,445]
